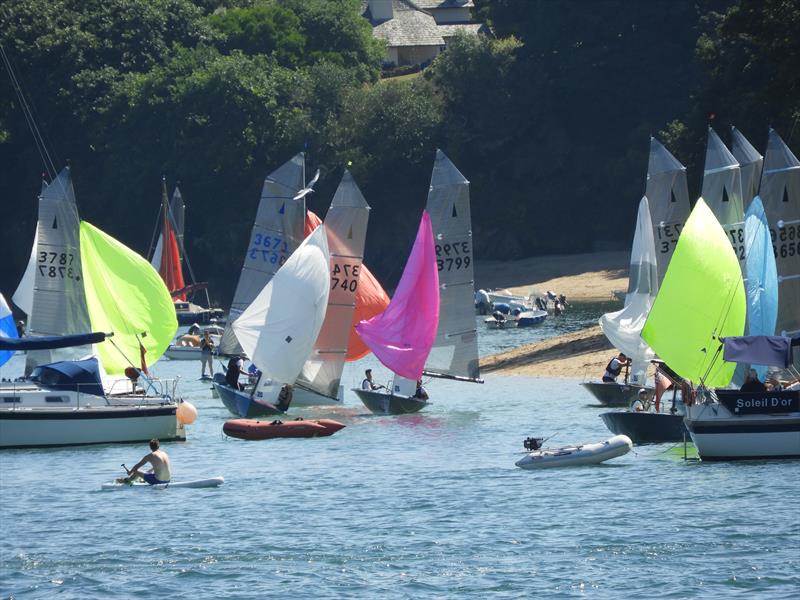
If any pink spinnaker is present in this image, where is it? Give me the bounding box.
[356,211,440,380]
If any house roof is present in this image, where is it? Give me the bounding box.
[437,23,487,38]
[369,1,445,48]
[412,0,475,9]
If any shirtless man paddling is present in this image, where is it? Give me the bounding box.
[119,439,172,485]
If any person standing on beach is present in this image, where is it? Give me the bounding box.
[200,331,214,379]
[602,352,629,382]
[118,439,171,485]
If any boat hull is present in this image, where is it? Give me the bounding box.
[213,382,284,418]
[353,388,428,415]
[685,395,800,460]
[0,405,184,449]
[517,310,547,327]
[223,418,345,440]
[599,411,688,444]
[515,435,632,469]
[580,382,653,407]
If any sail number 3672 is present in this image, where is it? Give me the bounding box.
[249,234,288,266]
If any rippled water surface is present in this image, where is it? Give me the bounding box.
[2,312,799,599]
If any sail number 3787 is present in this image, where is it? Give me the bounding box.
[37,251,77,279]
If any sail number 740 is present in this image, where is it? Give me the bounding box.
[332,263,360,292]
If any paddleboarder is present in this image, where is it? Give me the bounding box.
[200,331,215,379]
[117,439,171,485]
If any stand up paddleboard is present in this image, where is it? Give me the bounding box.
[101,477,224,490]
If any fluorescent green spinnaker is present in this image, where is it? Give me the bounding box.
[641,198,746,387]
[80,221,177,374]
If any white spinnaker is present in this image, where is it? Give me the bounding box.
[232,225,330,385]
[731,127,763,208]
[12,222,38,316]
[296,172,370,398]
[599,197,658,383]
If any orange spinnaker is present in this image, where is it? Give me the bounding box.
[160,217,186,301]
[305,210,390,361]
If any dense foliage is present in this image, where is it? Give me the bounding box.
[0,0,797,307]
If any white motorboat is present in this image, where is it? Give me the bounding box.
[515,435,632,470]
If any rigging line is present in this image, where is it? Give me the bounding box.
[0,42,59,179]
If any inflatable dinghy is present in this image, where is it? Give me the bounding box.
[223,418,345,440]
[101,476,224,490]
[515,435,632,470]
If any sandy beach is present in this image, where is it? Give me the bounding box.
[476,251,629,379]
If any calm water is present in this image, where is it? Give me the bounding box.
[2,309,799,599]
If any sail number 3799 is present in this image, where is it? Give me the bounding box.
[436,242,471,271]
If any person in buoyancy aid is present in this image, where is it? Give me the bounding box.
[276,384,293,412]
[225,355,247,391]
[602,352,629,383]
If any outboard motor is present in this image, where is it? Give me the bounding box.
[524,437,544,451]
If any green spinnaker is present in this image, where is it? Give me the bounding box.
[641,198,746,387]
[79,221,177,374]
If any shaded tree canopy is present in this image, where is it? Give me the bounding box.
[0,0,797,308]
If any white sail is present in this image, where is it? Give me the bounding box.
[232,225,330,385]
[760,129,800,344]
[423,150,481,381]
[25,167,92,371]
[219,154,306,356]
[599,197,658,383]
[12,223,38,316]
[296,171,370,398]
[645,138,691,284]
[702,127,745,264]
[731,127,763,208]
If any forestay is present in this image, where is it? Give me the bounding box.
[296,172,370,399]
[356,212,440,381]
[731,127,763,209]
[702,127,745,266]
[219,154,306,356]
[599,197,658,383]
[423,150,481,382]
[641,199,746,387]
[21,168,92,372]
[744,197,779,380]
[645,138,691,284]
[79,222,177,374]
[232,226,330,385]
[759,129,800,349]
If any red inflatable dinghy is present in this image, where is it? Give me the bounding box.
[223,418,345,440]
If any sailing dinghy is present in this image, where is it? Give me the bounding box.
[214,226,331,417]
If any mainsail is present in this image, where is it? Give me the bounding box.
[731,127,764,208]
[702,127,745,265]
[423,150,481,382]
[645,138,691,284]
[743,197,778,380]
[599,197,658,383]
[23,167,92,371]
[356,211,440,380]
[232,225,330,385]
[759,129,800,347]
[219,154,306,356]
[296,171,370,399]
[304,211,390,362]
[641,199,746,387]
[79,221,178,374]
